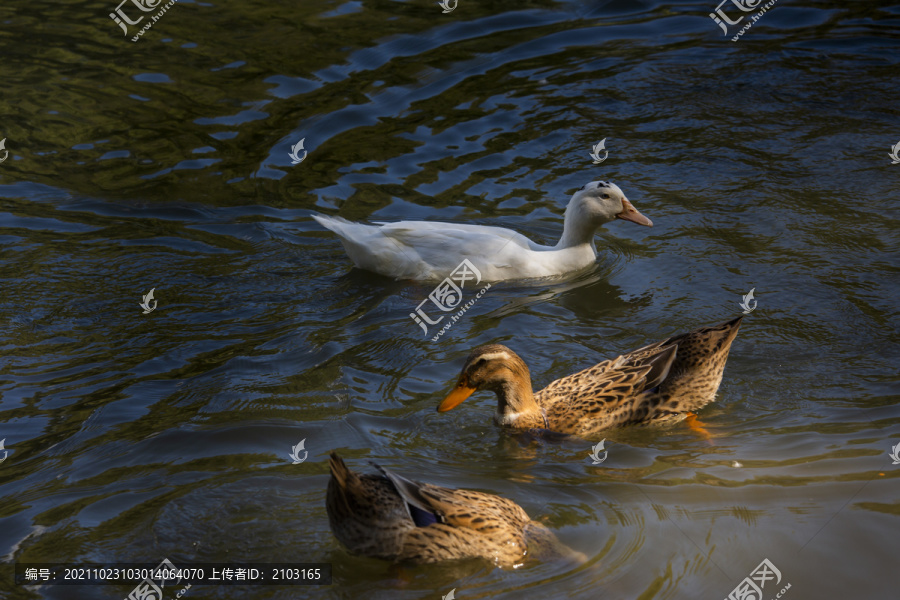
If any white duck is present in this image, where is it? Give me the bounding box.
[312,181,652,282]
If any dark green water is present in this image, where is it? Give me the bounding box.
[1,0,898,599]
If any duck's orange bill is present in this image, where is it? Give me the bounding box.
[437,377,476,412]
[616,199,653,227]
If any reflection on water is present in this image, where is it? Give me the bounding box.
[1,1,899,599]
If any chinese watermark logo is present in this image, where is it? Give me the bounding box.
[709,0,780,42]
[125,557,191,600]
[890,442,900,465]
[110,0,179,42]
[889,141,900,165]
[739,288,756,314]
[709,0,761,34]
[442,588,456,600]
[725,558,790,600]
[590,139,608,164]
[290,439,308,464]
[589,439,608,464]
[0,439,7,464]
[140,288,157,314]
[289,138,307,165]
[409,259,491,341]
[438,0,457,13]
[0,138,8,164]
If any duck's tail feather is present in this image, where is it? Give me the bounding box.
[312,214,414,278]
[311,213,361,236]
[659,316,743,405]
[328,452,357,513]
[369,461,442,527]
[641,343,678,392]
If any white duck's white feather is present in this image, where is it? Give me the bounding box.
[312,181,650,282]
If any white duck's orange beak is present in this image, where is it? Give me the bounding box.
[616,198,652,227]
[437,375,476,412]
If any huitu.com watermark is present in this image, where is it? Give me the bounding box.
[109,0,179,42]
[709,0,780,42]
[123,558,191,600]
[889,141,900,165]
[739,288,757,314]
[289,439,308,464]
[289,138,307,165]
[725,558,791,600]
[590,138,608,164]
[588,439,608,464]
[409,259,490,341]
[140,288,157,314]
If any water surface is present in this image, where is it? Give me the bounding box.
[1,1,899,599]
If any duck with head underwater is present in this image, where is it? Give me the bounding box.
[325,453,586,568]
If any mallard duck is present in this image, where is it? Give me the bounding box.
[312,181,651,282]
[326,453,584,568]
[437,317,743,437]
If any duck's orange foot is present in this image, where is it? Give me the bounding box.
[684,412,713,442]
[387,563,413,585]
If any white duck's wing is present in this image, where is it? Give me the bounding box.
[313,213,546,280]
[379,221,534,252]
[377,222,542,277]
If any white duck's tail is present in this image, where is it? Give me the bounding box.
[311,213,365,239]
[311,214,374,260]
[312,213,415,278]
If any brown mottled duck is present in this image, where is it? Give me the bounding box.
[326,453,584,568]
[437,317,743,437]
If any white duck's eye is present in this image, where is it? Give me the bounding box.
[601,193,610,199]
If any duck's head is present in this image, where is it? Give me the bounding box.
[437,344,531,412]
[569,181,652,227]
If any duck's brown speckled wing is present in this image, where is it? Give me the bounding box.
[327,453,577,568]
[535,317,743,436]
[381,466,532,566]
[537,343,678,434]
[326,454,415,560]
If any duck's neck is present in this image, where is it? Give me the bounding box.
[492,377,545,429]
[555,206,602,249]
